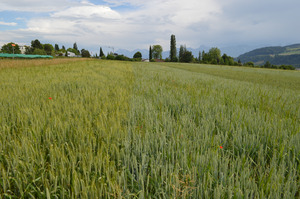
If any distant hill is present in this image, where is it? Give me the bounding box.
[237,44,300,67]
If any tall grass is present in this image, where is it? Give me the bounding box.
[0,58,90,69]
[125,63,300,198]
[0,60,134,198]
[0,60,299,198]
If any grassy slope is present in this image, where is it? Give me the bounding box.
[238,44,300,67]
[0,60,300,198]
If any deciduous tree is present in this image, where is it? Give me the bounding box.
[1,43,21,54]
[133,51,142,59]
[179,45,185,62]
[33,48,47,55]
[179,45,193,63]
[81,49,91,57]
[44,44,54,55]
[152,45,163,59]
[31,39,43,49]
[208,47,221,64]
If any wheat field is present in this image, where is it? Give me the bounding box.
[0,59,299,198]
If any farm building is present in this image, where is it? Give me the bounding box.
[67,51,76,57]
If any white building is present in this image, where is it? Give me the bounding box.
[67,51,76,57]
[19,46,27,54]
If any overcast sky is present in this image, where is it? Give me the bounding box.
[0,0,299,55]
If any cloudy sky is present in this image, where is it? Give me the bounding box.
[0,0,299,56]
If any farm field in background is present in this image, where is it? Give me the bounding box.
[0,59,299,198]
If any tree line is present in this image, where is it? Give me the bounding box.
[97,46,143,61]
[147,35,239,66]
[0,39,91,58]
[167,34,240,65]
[150,35,295,70]
[2,37,296,69]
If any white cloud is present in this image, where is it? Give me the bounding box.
[0,21,17,26]
[0,0,80,12]
[102,0,145,7]
[1,0,300,55]
[51,5,121,19]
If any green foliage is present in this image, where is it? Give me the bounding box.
[261,61,295,70]
[164,58,170,62]
[55,44,59,51]
[152,45,163,59]
[170,34,177,62]
[179,45,194,63]
[67,48,80,55]
[264,61,272,68]
[149,46,152,60]
[221,53,235,66]
[181,51,193,63]
[1,43,21,54]
[25,40,55,56]
[99,47,104,57]
[179,45,184,62]
[73,42,79,54]
[31,39,43,49]
[200,50,237,66]
[106,54,115,60]
[198,51,202,63]
[244,62,254,67]
[208,47,221,64]
[133,51,142,59]
[278,65,295,70]
[81,49,91,58]
[32,48,47,55]
[25,46,32,54]
[43,44,54,55]
[115,54,130,61]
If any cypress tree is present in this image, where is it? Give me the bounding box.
[55,44,59,51]
[73,42,79,54]
[202,50,205,62]
[170,34,177,62]
[149,46,152,60]
[179,45,186,62]
[100,47,104,57]
[198,51,202,63]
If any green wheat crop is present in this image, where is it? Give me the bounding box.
[0,59,299,198]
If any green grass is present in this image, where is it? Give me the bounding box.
[0,60,300,198]
[161,62,300,90]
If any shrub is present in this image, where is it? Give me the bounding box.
[133,51,142,59]
[106,54,115,60]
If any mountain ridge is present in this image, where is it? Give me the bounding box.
[237,44,300,67]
